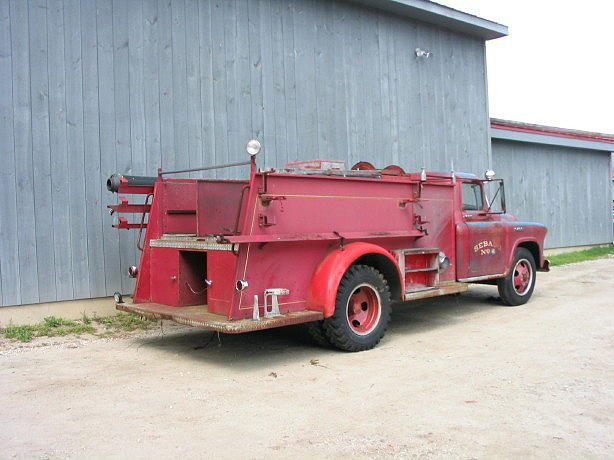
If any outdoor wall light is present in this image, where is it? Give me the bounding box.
[415,48,432,59]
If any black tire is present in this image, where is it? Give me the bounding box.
[497,247,536,306]
[323,265,391,352]
[305,321,332,348]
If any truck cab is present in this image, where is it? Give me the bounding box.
[454,174,548,304]
[108,144,549,352]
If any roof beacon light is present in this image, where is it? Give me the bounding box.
[485,170,496,180]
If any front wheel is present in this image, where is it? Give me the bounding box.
[497,247,536,306]
[323,265,391,352]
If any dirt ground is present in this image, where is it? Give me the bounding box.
[1,258,613,459]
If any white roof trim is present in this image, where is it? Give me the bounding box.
[347,0,508,40]
[491,128,614,153]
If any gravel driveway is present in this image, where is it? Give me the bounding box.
[1,257,612,458]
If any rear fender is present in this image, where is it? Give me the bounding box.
[308,242,402,317]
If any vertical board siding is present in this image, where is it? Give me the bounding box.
[171,0,189,173]
[64,0,90,300]
[81,0,106,298]
[209,1,226,176]
[185,0,203,178]
[1,0,494,306]
[492,140,613,249]
[280,1,298,164]
[97,0,121,296]
[268,0,285,162]
[0,0,19,305]
[29,0,57,303]
[47,0,74,300]
[197,0,215,174]
[10,0,39,305]
[142,0,162,173]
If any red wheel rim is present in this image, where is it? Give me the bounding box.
[346,284,381,335]
[513,259,533,295]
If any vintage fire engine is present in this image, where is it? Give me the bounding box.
[107,140,549,351]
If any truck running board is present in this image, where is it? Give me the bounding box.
[404,282,468,301]
[116,302,323,334]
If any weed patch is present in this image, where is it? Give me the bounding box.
[1,313,158,343]
[3,325,35,342]
[1,317,94,342]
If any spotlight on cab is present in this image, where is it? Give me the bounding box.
[246,139,261,156]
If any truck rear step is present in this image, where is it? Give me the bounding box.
[117,302,323,333]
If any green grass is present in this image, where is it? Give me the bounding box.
[42,316,74,328]
[81,312,92,325]
[0,313,158,343]
[548,244,614,267]
[1,316,94,342]
[3,325,36,342]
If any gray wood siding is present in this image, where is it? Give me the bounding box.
[492,140,613,249]
[0,0,491,306]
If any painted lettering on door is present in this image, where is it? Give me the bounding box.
[473,240,500,256]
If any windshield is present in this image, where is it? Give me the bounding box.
[462,183,483,211]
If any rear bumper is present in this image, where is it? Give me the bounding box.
[116,301,323,333]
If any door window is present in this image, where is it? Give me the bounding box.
[462,183,483,211]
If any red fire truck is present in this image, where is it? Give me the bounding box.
[107,140,549,351]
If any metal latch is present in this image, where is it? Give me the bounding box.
[258,213,276,227]
[260,194,286,206]
[413,215,429,235]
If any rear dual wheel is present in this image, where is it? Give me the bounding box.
[317,264,391,352]
[305,320,331,348]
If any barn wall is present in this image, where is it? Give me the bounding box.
[0,0,491,306]
[492,139,613,249]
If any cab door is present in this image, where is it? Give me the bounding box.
[456,181,506,280]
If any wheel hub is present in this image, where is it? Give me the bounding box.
[513,259,532,295]
[346,284,381,335]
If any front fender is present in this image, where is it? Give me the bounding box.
[506,222,548,272]
[307,242,401,318]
